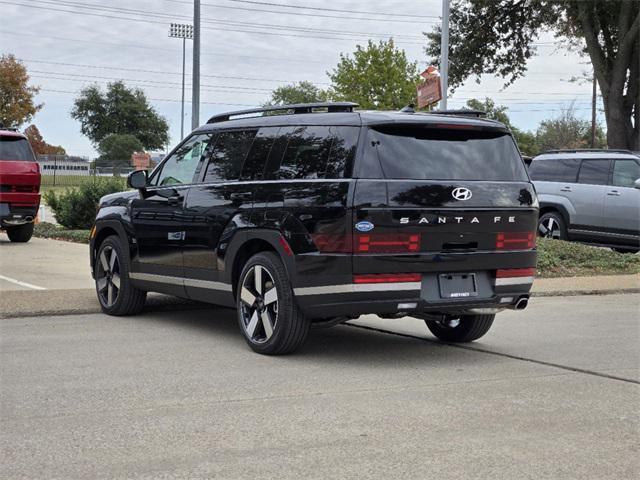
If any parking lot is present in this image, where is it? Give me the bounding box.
[1,292,638,479]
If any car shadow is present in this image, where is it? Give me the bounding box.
[132,305,485,368]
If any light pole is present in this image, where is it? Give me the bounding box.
[169,22,193,140]
[192,0,201,130]
[440,0,450,111]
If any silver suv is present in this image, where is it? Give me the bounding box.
[529,149,640,253]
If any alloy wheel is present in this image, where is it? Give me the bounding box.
[539,217,561,239]
[96,246,121,308]
[239,265,278,344]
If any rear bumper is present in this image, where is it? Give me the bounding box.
[0,202,38,227]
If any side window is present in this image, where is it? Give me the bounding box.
[154,134,212,187]
[529,159,580,182]
[578,159,611,186]
[203,129,257,183]
[612,160,640,188]
[278,126,333,179]
[326,126,359,178]
[240,127,279,181]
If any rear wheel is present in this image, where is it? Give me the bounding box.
[95,235,146,316]
[537,211,566,240]
[425,314,495,343]
[237,252,310,355]
[6,223,34,243]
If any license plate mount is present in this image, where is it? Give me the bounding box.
[438,273,478,299]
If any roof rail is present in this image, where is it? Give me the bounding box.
[207,102,359,124]
[431,108,486,118]
[543,148,636,155]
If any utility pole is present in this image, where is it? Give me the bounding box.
[591,73,597,148]
[192,0,201,130]
[169,23,193,140]
[439,0,450,111]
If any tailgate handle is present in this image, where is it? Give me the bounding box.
[442,241,478,251]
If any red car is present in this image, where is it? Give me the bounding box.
[0,128,41,242]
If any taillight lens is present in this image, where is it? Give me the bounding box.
[353,273,422,284]
[311,234,352,253]
[496,232,535,250]
[496,268,536,278]
[356,233,421,253]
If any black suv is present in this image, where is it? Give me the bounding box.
[90,102,537,354]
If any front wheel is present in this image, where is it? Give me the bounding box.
[237,252,310,355]
[425,314,495,343]
[6,223,34,243]
[95,235,146,316]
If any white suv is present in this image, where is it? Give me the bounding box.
[529,149,640,253]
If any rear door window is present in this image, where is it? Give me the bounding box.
[612,159,640,188]
[577,159,611,186]
[240,127,279,181]
[361,126,527,181]
[0,137,35,161]
[529,159,580,182]
[203,129,257,182]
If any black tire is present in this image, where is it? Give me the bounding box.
[236,252,310,355]
[425,314,495,343]
[612,247,639,254]
[537,211,567,240]
[94,235,146,316]
[6,223,34,243]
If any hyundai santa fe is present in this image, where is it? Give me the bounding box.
[90,102,538,354]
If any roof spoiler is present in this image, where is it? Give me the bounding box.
[207,102,359,124]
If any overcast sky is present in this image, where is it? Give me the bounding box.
[2,0,601,157]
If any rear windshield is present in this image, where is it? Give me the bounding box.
[362,126,528,181]
[0,137,35,161]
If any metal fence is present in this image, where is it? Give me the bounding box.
[38,156,136,187]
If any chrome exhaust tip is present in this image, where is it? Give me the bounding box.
[515,297,529,310]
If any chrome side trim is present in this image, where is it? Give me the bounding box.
[294,282,421,296]
[495,276,535,286]
[569,229,639,240]
[129,272,232,292]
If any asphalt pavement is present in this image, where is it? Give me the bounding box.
[1,294,638,479]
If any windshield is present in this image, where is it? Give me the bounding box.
[363,126,528,181]
[0,137,35,161]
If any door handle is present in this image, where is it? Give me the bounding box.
[230,192,252,201]
[167,195,182,205]
[560,187,572,192]
[607,190,621,196]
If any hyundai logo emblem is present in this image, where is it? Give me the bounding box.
[452,187,472,201]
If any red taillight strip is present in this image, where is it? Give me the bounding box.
[353,273,422,284]
[357,233,421,253]
[496,232,535,250]
[496,268,536,278]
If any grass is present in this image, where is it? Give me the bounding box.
[536,238,640,277]
[33,222,91,244]
[31,225,640,279]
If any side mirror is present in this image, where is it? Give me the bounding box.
[635,178,640,190]
[128,170,148,190]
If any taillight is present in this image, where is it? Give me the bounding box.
[496,268,536,278]
[496,232,535,250]
[353,273,422,284]
[356,233,421,253]
[311,234,352,253]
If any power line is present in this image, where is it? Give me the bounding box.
[6,0,426,44]
[164,0,432,24]
[222,0,439,18]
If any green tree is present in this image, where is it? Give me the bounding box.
[535,105,606,152]
[265,81,329,106]
[424,1,639,150]
[97,134,144,168]
[71,81,169,150]
[329,39,420,110]
[465,97,538,155]
[0,54,42,128]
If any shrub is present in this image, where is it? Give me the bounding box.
[43,177,126,229]
[34,222,90,243]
